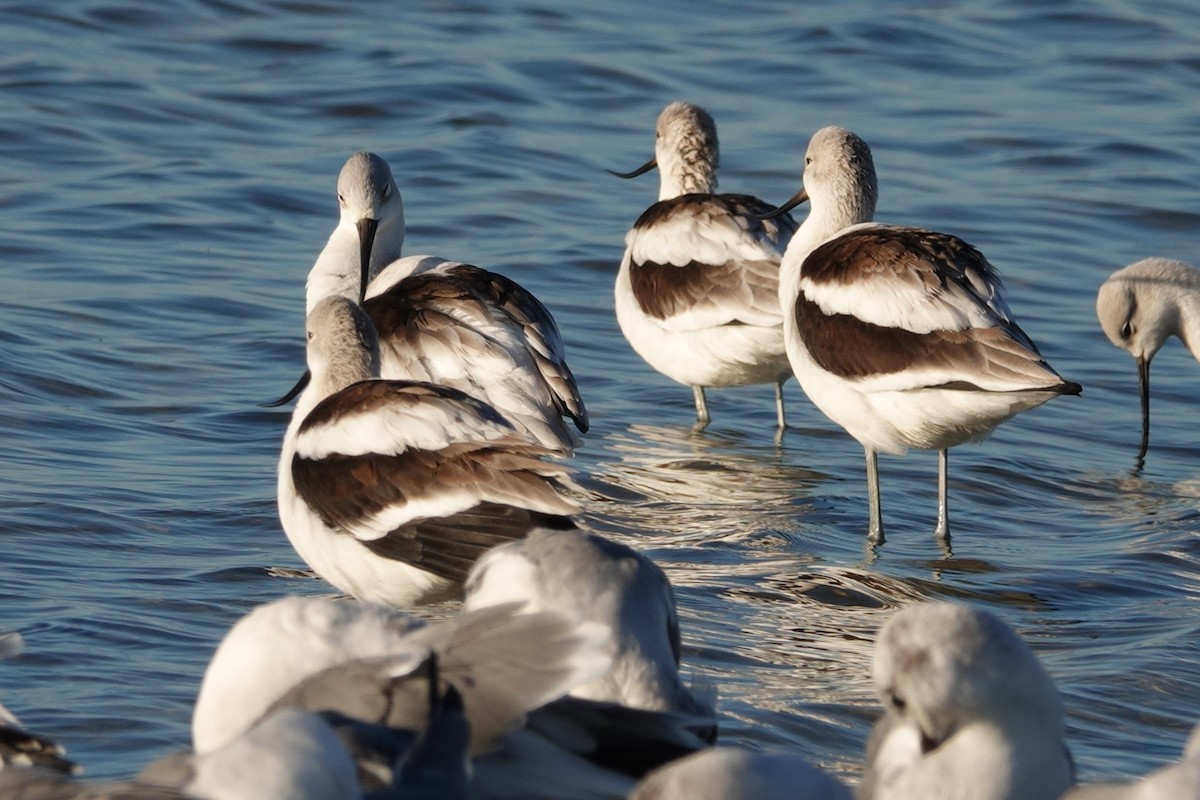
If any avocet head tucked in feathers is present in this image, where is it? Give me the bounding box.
[768,126,1080,545]
[293,152,587,452]
[1096,257,1200,463]
[277,296,581,607]
[462,528,716,725]
[612,102,798,429]
[860,602,1073,800]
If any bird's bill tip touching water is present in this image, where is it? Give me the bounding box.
[356,217,379,303]
[1137,353,1151,458]
[260,370,312,408]
[606,156,658,179]
[755,186,809,220]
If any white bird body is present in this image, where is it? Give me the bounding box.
[628,747,851,800]
[613,102,797,427]
[463,528,714,721]
[184,710,362,800]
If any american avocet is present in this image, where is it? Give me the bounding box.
[191,595,704,800]
[611,102,798,429]
[1062,720,1200,799]
[287,152,586,453]
[628,747,851,800]
[860,603,1073,800]
[1096,258,1200,463]
[190,595,609,756]
[765,126,1080,544]
[277,295,580,607]
[463,528,716,725]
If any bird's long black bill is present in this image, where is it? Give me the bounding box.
[357,216,379,303]
[260,370,311,408]
[755,186,810,220]
[1137,355,1151,463]
[606,157,658,179]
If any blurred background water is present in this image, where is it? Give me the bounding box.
[1,0,1199,787]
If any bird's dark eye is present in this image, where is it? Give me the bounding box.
[887,691,906,712]
[337,193,346,204]
[382,184,392,199]
[1120,321,1133,339]
[307,330,315,341]
[805,156,813,166]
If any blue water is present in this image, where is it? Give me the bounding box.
[2,0,1199,788]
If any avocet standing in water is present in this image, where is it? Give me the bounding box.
[611,102,798,429]
[1096,257,1200,464]
[282,151,587,454]
[764,126,1080,545]
[278,295,579,607]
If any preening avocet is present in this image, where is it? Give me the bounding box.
[612,102,798,429]
[277,295,579,607]
[463,528,716,725]
[191,595,705,800]
[765,126,1080,544]
[286,151,586,453]
[860,602,1073,800]
[1096,257,1200,464]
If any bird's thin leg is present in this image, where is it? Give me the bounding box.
[774,379,787,430]
[935,448,951,543]
[866,448,885,545]
[692,385,710,428]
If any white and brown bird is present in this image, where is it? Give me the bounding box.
[278,151,587,454]
[1096,257,1200,463]
[277,295,580,606]
[611,102,798,429]
[764,126,1080,544]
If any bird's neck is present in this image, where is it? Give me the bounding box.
[305,218,405,314]
[658,160,716,200]
[779,197,872,306]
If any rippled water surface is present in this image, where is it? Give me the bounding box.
[2,0,1200,788]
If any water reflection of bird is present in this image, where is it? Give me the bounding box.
[765,126,1080,545]
[1096,257,1200,464]
[611,102,798,429]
